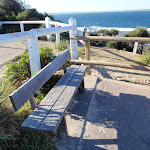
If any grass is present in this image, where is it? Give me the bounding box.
[55,40,69,51]
[78,46,85,58]
[140,50,150,66]
[0,47,61,150]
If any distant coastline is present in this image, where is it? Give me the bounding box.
[53,11,150,29]
[49,9,150,15]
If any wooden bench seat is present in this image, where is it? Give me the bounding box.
[9,50,88,134]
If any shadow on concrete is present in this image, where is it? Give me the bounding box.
[92,66,150,82]
[65,79,150,150]
[0,46,26,51]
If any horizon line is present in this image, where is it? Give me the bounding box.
[47,9,150,15]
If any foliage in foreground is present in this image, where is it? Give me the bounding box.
[55,40,70,51]
[0,47,61,149]
[0,0,54,33]
[140,50,150,66]
[0,106,57,150]
[5,47,56,85]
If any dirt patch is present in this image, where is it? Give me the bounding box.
[79,45,150,86]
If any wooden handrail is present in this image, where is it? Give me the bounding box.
[70,36,150,43]
[71,60,150,72]
[70,32,150,74]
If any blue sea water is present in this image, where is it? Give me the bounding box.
[53,11,150,28]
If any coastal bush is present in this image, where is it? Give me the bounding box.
[90,32,107,46]
[106,41,133,51]
[96,29,119,37]
[1,46,59,149]
[123,27,150,52]
[124,27,150,37]
[96,29,112,36]
[90,29,119,47]
[140,50,150,66]
[5,47,56,85]
[110,29,119,36]
[0,0,54,33]
[56,40,69,51]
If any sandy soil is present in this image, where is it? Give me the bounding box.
[79,45,150,86]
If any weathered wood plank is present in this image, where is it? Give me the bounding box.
[71,59,150,72]
[9,50,71,111]
[70,36,150,43]
[38,65,88,133]
[21,65,80,130]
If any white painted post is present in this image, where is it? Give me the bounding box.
[55,24,60,47]
[27,30,41,109]
[133,42,139,54]
[45,16,51,41]
[20,23,24,32]
[27,30,41,76]
[69,17,78,59]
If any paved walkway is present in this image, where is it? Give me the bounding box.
[78,78,150,150]
[0,42,26,67]
[57,77,150,150]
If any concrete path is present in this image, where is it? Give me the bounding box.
[78,78,150,150]
[0,42,26,67]
[56,76,98,150]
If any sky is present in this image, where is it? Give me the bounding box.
[25,0,150,13]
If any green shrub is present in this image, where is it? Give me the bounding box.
[50,34,56,42]
[56,40,69,51]
[90,32,107,47]
[90,41,107,47]
[96,29,112,36]
[106,41,133,51]
[110,29,119,36]
[125,27,150,37]
[106,41,117,48]
[140,51,150,66]
[5,47,56,85]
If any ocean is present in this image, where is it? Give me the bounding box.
[53,11,150,35]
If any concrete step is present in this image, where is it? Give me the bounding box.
[77,78,150,150]
[56,75,98,150]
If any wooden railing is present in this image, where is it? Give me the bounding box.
[0,17,80,107]
[70,33,150,74]
[0,17,70,46]
[0,17,79,76]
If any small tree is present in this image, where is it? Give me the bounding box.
[96,29,112,36]
[110,29,119,36]
[125,27,150,37]
[0,0,25,20]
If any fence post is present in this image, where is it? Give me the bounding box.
[55,24,60,47]
[69,17,78,59]
[45,16,51,41]
[27,30,41,109]
[133,42,139,54]
[85,32,90,75]
[20,23,24,32]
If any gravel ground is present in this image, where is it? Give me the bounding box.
[81,46,150,86]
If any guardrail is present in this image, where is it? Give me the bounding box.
[0,17,79,107]
[0,17,70,45]
[0,17,79,76]
[70,32,150,74]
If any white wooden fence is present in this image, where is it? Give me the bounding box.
[0,17,79,76]
[0,17,79,108]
